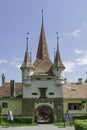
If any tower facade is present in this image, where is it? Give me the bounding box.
[21,12,65,123]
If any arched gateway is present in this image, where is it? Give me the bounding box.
[35,105,54,123]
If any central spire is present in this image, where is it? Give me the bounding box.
[36,10,50,60]
[34,11,52,75]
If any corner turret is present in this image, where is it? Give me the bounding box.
[20,33,35,84]
[52,33,65,84]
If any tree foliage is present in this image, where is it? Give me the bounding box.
[84,79,87,83]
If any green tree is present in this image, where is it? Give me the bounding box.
[84,79,87,83]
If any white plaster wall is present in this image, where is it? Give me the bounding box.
[52,68,64,79]
[22,69,34,79]
[23,78,63,98]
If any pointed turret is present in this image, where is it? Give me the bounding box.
[34,11,52,75]
[20,33,35,82]
[21,33,34,69]
[54,33,65,69]
[52,33,65,83]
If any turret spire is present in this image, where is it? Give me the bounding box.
[42,10,43,27]
[26,32,29,51]
[54,32,65,69]
[20,33,34,69]
[56,32,59,51]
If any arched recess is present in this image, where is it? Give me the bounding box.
[35,105,54,124]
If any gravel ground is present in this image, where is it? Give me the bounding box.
[0,124,75,130]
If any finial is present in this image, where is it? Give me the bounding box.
[30,48,32,62]
[41,10,43,26]
[26,32,29,51]
[41,10,43,17]
[56,32,59,50]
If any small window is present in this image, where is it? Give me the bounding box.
[57,68,58,71]
[2,102,8,108]
[83,105,85,109]
[27,76,29,78]
[27,69,29,72]
[82,101,86,103]
[47,78,51,80]
[49,93,54,95]
[32,93,38,95]
[36,78,41,80]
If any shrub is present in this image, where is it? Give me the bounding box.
[0,116,33,124]
[22,117,32,124]
[75,120,87,130]
[14,117,22,124]
[14,117,32,124]
[74,115,87,120]
[0,116,7,123]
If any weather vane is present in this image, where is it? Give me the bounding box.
[27,32,29,39]
[56,32,59,39]
[26,32,29,51]
[41,10,43,15]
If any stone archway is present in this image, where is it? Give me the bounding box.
[35,105,54,124]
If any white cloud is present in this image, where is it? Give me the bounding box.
[76,54,87,66]
[82,22,87,26]
[64,51,87,74]
[11,62,21,69]
[65,30,81,38]
[12,57,22,61]
[0,60,7,64]
[64,61,75,73]
[75,49,83,54]
[10,56,22,69]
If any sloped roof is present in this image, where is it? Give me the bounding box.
[21,37,35,69]
[0,82,22,98]
[53,38,65,69]
[33,59,53,75]
[33,12,53,75]
[63,83,87,99]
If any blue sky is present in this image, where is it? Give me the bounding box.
[0,0,87,85]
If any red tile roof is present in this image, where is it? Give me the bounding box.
[0,82,22,98]
[63,83,87,99]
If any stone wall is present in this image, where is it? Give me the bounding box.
[22,98,64,122]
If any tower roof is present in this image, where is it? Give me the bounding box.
[21,33,34,69]
[33,11,53,75]
[36,10,50,60]
[53,33,65,69]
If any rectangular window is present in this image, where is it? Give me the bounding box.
[32,93,38,95]
[47,78,52,80]
[2,102,8,108]
[68,103,82,110]
[39,88,47,98]
[49,92,54,95]
[36,78,41,80]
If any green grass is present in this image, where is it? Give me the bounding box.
[54,121,74,127]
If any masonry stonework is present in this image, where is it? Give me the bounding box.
[22,98,64,122]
